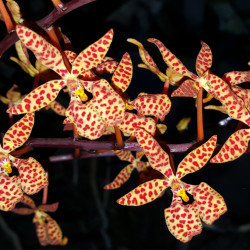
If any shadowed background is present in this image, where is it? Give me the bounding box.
[0,0,249,249]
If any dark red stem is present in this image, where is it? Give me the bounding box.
[0,0,96,57]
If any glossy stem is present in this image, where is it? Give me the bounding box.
[0,0,15,32]
[10,146,33,156]
[169,153,176,175]
[197,88,204,142]
[114,126,124,148]
[162,78,170,95]
[235,121,243,132]
[42,171,49,204]
[46,25,72,72]
[32,73,40,90]
[51,0,65,10]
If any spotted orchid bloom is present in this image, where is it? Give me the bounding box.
[7,25,114,115]
[147,39,250,126]
[12,195,67,246]
[127,38,184,84]
[104,150,150,189]
[110,51,172,122]
[117,128,227,243]
[210,128,250,163]
[0,113,48,211]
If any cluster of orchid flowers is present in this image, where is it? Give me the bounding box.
[0,0,249,246]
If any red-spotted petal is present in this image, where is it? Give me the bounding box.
[0,175,23,211]
[222,70,250,86]
[7,80,65,114]
[64,50,76,64]
[135,128,173,178]
[17,157,48,195]
[211,129,250,163]
[165,202,202,243]
[113,150,135,163]
[171,79,200,98]
[132,93,171,121]
[176,135,217,179]
[95,59,118,74]
[20,194,36,208]
[117,179,169,206]
[206,74,250,126]
[104,164,135,189]
[127,38,158,69]
[196,41,212,77]
[16,25,70,78]
[2,113,34,153]
[192,182,227,225]
[65,101,107,140]
[111,52,133,92]
[118,112,156,137]
[147,38,198,80]
[35,214,67,246]
[49,101,66,116]
[71,29,114,76]
[89,79,125,126]
[232,86,250,112]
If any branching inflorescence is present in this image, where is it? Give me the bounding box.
[0,0,249,246]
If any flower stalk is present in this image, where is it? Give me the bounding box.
[0,0,15,32]
[197,88,204,142]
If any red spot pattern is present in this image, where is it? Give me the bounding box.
[17,157,48,195]
[16,26,70,79]
[232,86,250,113]
[111,52,133,92]
[176,135,217,179]
[35,214,66,246]
[195,41,212,77]
[133,93,171,121]
[112,150,135,163]
[117,112,156,136]
[3,113,35,153]
[7,80,65,114]
[222,70,250,86]
[135,128,173,178]
[192,182,227,225]
[172,79,200,98]
[0,175,23,211]
[95,59,118,74]
[117,179,169,206]
[49,101,66,116]
[104,163,135,189]
[165,202,202,243]
[211,129,250,163]
[206,74,250,126]
[89,79,125,126]
[71,29,114,75]
[147,38,197,80]
[65,101,107,140]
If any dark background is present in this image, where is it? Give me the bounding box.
[0,0,250,249]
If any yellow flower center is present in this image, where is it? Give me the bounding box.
[171,179,189,202]
[75,86,88,102]
[125,102,134,110]
[2,161,12,174]
[177,188,189,202]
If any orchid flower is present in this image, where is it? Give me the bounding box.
[127,38,183,85]
[7,25,114,114]
[10,40,58,81]
[0,113,48,211]
[210,128,250,163]
[117,128,227,242]
[104,150,149,189]
[12,195,67,246]
[147,39,250,126]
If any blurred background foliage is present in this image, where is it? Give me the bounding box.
[0,0,249,249]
